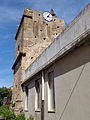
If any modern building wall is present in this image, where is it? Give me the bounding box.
[44,40,90,120]
[24,39,90,120]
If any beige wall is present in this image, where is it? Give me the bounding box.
[24,40,90,120]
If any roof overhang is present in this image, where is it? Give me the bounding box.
[12,52,26,70]
[15,14,32,40]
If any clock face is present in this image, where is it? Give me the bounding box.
[43,12,52,21]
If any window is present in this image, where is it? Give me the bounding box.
[18,45,19,51]
[48,71,55,112]
[35,79,41,111]
[25,86,28,111]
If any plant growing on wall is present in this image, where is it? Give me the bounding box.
[0,87,12,106]
[15,113,25,120]
[27,115,34,120]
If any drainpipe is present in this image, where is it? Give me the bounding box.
[42,71,44,101]
[41,71,44,120]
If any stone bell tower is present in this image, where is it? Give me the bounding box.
[12,8,65,113]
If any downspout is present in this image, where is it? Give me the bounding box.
[42,71,44,101]
[41,71,44,120]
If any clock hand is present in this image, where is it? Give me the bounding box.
[47,13,50,18]
[47,15,49,18]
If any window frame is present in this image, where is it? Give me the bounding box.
[47,70,55,112]
[35,78,41,112]
[24,86,29,111]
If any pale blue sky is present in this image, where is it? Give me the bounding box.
[0,0,90,87]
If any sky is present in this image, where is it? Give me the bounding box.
[0,0,90,88]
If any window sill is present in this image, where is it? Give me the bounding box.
[48,110,55,113]
[24,110,28,112]
[35,109,40,112]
